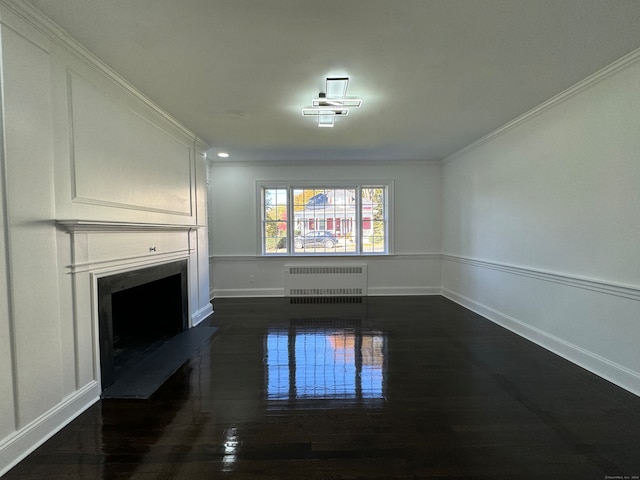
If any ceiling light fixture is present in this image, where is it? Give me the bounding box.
[302,77,362,127]
[312,97,362,108]
[318,115,335,128]
[217,152,229,158]
[301,108,349,116]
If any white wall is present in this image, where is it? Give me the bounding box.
[2,1,639,474]
[441,50,640,396]
[208,161,442,297]
[0,3,211,474]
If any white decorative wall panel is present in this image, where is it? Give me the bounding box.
[69,72,193,216]
[1,24,65,428]
[0,3,211,475]
[0,138,15,443]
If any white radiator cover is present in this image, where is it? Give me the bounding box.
[284,264,368,296]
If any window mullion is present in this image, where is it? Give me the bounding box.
[288,187,295,255]
[261,187,268,255]
[355,185,362,255]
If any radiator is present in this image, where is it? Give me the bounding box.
[284,264,367,297]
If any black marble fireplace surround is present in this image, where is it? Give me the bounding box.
[98,260,188,390]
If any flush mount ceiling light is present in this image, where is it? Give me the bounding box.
[302,77,362,127]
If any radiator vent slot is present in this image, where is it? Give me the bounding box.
[289,266,364,275]
[289,288,362,303]
[290,288,363,296]
[289,296,364,304]
[285,264,367,297]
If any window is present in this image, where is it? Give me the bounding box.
[261,184,390,255]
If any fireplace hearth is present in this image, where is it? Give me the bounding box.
[97,260,188,390]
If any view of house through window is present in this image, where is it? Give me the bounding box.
[262,185,388,255]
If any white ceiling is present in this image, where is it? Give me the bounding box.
[26,0,640,162]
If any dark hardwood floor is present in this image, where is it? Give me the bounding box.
[5,296,640,479]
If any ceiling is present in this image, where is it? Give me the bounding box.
[26,0,640,162]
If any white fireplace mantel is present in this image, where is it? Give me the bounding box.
[56,219,205,233]
[54,218,210,403]
[56,220,204,275]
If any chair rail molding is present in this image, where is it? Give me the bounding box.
[442,254,640,302]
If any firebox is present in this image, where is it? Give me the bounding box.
[97,260,188,390]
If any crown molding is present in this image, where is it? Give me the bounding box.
[442,46,640,165]
[209,158,441,168]
[194,137,210,155]
[0,0,209,152]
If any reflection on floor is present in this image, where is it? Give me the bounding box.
[266,322,385,406]
[5,296,640,479]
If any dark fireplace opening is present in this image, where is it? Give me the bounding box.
[98,260,188,391]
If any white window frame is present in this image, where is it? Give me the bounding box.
[258,181,393,256]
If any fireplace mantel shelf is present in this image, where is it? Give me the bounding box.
[56,220,204,233]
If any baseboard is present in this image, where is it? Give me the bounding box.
[213,287,284,298]
[214,287,442,298]
[0,381,100,477]
[442,288,640,397]
[367,286,441,296]
[191,303,214,326]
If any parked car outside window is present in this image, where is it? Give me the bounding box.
[294,231,338,249]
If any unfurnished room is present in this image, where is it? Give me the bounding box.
[1,1,640,478]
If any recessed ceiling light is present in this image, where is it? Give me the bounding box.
[217,152,229,158]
